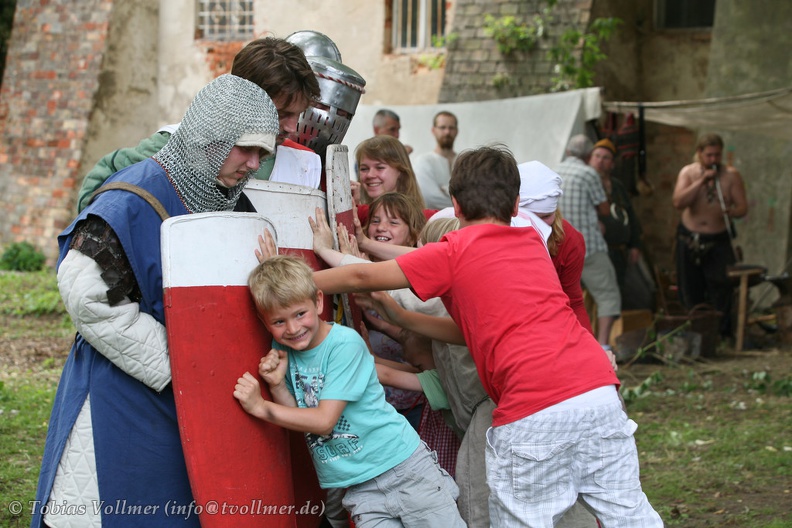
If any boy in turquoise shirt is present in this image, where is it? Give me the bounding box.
[234,254,464,528]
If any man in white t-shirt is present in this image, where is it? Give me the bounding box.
[412,111,458,209]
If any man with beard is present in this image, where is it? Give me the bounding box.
[412,111,459,209]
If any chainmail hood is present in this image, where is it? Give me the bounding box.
[153,74,279,213]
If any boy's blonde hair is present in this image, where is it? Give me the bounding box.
[248,255,318,312]
[364,192,427,247]
[420,217,460,245]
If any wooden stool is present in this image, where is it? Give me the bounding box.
[727,265,768,352]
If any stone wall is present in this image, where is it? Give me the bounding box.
[440,0,593,103]
[0,0,114,262]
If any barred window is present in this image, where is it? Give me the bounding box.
[655,0,716,29]
[391,0,447,52]
[196,0,254,41]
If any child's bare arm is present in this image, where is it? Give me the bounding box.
[363,309,403,342]
[313,259,409,295]
[358,234,416,261]
[375,363,423,392]
[337,223,365,259]
[235,377,347,437]
[356,291,466,345]
[373,355,420,373]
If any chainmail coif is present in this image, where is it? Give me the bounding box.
[153,74,279,214]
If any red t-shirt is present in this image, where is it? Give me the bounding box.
[553,220,593,334]
[396,223,618,427]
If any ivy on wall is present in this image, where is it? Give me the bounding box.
[550,16,622,91]
[482,13,545,55]
[482,0,621,91]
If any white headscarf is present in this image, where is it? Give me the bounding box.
[428,193,553,248]
[517,160,563,214]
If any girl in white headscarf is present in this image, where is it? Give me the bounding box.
[517,161,594,334]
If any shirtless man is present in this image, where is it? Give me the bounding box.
[672,133,748,336]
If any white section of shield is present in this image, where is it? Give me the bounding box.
[325,144,357,327]
[244,179,327,250]
[161,213,276,288]
[325,144,352,248]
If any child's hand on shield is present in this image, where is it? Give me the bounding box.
[233,372,265,417]
[255,228,277,263]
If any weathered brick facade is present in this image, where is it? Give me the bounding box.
[0,0,113,262]
[0,0,250,265]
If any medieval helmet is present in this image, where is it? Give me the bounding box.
[286,31,366,158]
[285,30,342,62]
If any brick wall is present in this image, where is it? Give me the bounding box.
[0,0,113,263]
[199,41,245,78]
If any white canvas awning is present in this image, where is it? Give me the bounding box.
[603,86,792,140]
[342,87,602,172]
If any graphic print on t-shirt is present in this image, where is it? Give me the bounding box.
[293,369,361,463]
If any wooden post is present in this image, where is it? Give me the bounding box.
[727,266,766,352]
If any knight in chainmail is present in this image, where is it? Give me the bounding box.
[75,33,368,212]
[153,74,279,213]
[31,74,279,528]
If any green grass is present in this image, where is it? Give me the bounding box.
[0,270,72,339]
[0,270,65,317]
[0,376,59,527]
[0,270,70,527]
[624,363,792,527]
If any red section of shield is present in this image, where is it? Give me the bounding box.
[165,284,325,528]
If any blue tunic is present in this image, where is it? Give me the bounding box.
[32,159,199,527]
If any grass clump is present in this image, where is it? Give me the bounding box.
[0,270,65,317]
[0,242,46,272]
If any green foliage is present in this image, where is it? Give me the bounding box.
[620,371,663,402]
[0,270,65,316]
[625,359,792,526]
[483,14,542,55]
[0,242,46,272]
[431,31,459,49]
[549,17,622,91]
[415,33,458,71]
[415,52,447,71]
[744,370,792,396]
[491,72,512,89]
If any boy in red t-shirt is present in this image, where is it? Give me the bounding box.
[313,146,662,527]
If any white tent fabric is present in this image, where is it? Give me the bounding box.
[603,86,792,140]
[340,87,602,176]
